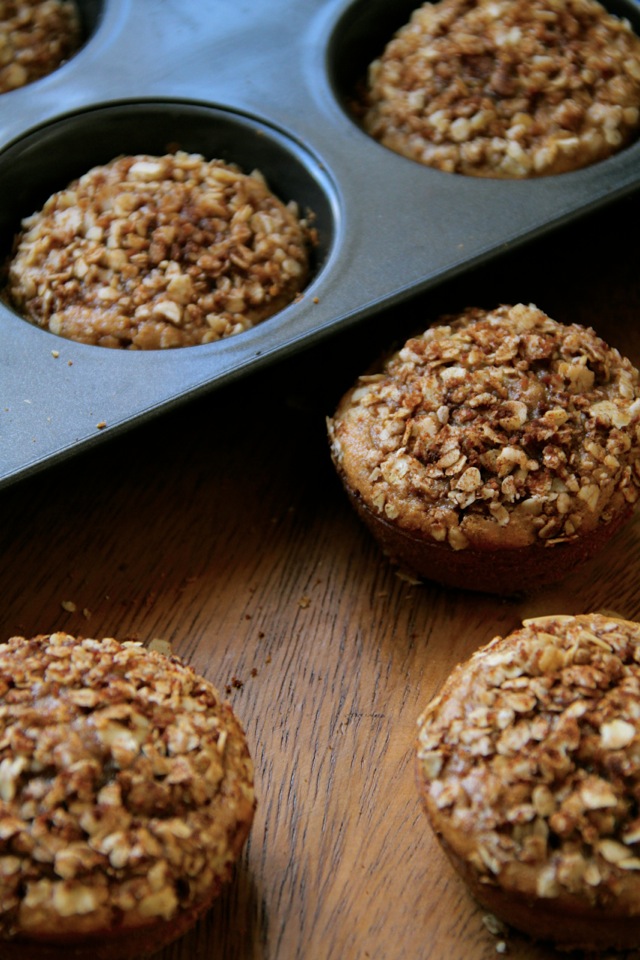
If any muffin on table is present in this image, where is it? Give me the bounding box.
[0,632,256,959]
[362,0,640,177]
[416,613,640,951]
[327,303,640,594]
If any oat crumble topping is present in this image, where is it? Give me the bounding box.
[5,151,312,349]
[328,304,640,552]
[362,0,640,177]
[417,614,640,906]
[0,0,80,94]
[0,633,255,939]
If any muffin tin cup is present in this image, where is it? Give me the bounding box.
[2,0,640,488]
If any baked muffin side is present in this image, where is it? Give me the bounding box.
[416,613,640,951]
[328,303,640,592]
[0,633,256,959]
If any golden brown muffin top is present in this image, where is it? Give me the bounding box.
[363,0,640,177]
[328,303,640,552]
[0,633,255,939]
[6,151,312,348]
[417,614,640,909]
[0,0,81,94]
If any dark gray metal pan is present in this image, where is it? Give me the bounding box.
[1,0,640,488]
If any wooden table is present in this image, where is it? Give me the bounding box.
[2,191,640,960]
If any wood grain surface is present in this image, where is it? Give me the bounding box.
[2,192,640,960]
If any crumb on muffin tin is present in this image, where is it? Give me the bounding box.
[0,633,255,953]
[5,151,313,349]
[0,0,81,94]
[362,0,640,177]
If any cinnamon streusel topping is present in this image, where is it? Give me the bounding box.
[417,614,640,906]
[0,633,255,939]
[0,0,81,94]
[5,151,312,348]
[363,0,640,177]
[328,304,640,552]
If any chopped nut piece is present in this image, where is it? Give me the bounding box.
[601,718,636,750]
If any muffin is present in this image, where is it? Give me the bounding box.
[416,613,640,951]
[0,632,256,959]
[0,0,81,94]
[362,0,640,177]
[5,151,312,349]
[327,303,640,594]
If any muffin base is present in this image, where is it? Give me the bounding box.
[0,866,235,960]
[346,486,633,595]
[430,826,640,952]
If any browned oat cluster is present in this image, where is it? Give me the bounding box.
[0,633,255,957]
[417,613,640,950]
[362,0,640,177]
[5,151,312,349]
[0,0,81,94]
[328,303,640,592]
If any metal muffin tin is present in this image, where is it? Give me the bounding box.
[2,0,640,489]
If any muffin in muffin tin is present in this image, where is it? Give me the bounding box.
[0,0,81,94]
[5,151,313,350]
[360,0,640,177]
